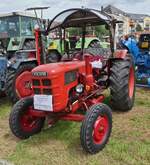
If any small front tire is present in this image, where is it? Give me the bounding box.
[9,97,45,139]
[80,103,112,154]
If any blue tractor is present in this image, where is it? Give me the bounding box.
[0,56,7,96]
[121,33,150,87]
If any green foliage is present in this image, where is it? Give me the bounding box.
[95,25,109,37]
[67,25,109,37]
[136,24,142,32]
[68,27,82,36]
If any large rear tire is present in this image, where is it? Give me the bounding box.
[109,58,135,111]
[9,97,45,139]
[80,103,112,154]
[6,63,36,103]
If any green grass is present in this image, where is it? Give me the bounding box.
[0,88,150,165]
[0,97,11,119]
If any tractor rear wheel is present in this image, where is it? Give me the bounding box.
[6,63,36,103]
[9,97,45,139]
[109,59,135,111]
[80,103,112,154]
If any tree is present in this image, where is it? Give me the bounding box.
[136,24,142,32]
[95,25,109,38]
[68,25,109,38]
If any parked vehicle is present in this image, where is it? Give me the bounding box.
[9,8,135,154]
[121,33,150,87]
[0,12,38,96]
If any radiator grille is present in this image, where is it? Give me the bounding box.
[32,79,52,95]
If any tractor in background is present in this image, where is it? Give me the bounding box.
[0,12,38,96]
[48,35,102,62]
[0,7,52,102]
[47,27,110,62]
[121,33,150,87]
[9,8,135,154]
[0,12,37,57]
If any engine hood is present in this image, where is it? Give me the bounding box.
[32,60,85,77]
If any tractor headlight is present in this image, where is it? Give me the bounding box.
[7,60,11,67]
[75,84,84,93]
[7,57,17,67]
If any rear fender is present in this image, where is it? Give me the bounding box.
[109,51,134,68]
[84,38,100,48]
[114,49,128,59]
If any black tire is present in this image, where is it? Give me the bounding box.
[9,97,45,139]
[6,63,36,103]
[23,40,35,50]
[80,103,112,154]
[47,50,61,63]
[109,58,135,111]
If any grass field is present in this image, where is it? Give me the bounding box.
[0,88,150,165]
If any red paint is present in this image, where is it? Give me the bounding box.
[29,108,47,117]
[114,50,128,59]
[93,115,109,144]
[60,114,84,122]
[32,61,85,112]
[128,66,135,98]
[20,107,41,132]
[88,95,105,105]
[15,71,32,98]
[28,51,36,59]
[71,101,80,113]
[35,29,41,65]
[84,54,94,87]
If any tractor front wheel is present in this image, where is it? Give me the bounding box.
[9,97,45,139]
[109,59,135,111]
[80,103,112,154]
[6,63,36,103]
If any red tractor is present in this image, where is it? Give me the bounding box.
[9,8,135,154]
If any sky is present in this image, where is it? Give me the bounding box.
[0,0,150,18]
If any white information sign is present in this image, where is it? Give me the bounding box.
[34,95,53,111]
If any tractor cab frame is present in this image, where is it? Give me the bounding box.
[46,8,117,56]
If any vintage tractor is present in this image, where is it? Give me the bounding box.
[9,8,135,154]
[121,33,150,87]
